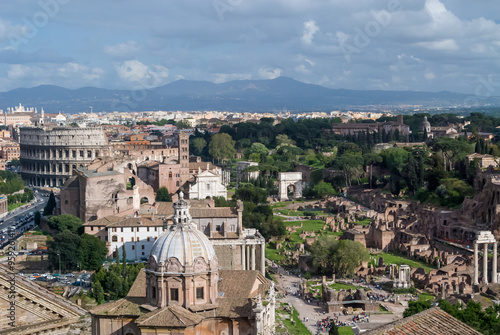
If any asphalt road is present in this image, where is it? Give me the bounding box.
[0,191,48,247]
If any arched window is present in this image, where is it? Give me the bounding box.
[169,171,172,178]
[112,235,118,242]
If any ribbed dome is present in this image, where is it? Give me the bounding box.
[150,223,216,270]
[148,190,217,274]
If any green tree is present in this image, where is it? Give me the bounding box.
[234,184,267,204]
[47,214,83,234]
[405,153,418,195]
[209,133,236,163]
[403,300,432,317]
[92,281,105,304]
[249,142,269,156]
[78,234,108,271]
[310,237,369,276]
[156,187,172,202]
[44,191,56,216]
[312,181,335,199]
[122,245,127,278]
[275,134,296,148]
[431,137,471,171]
[191,137,207,156]
[381,147,409,175]
[329,324,340,335]
[333,153,364,187]
[47,230,81,271]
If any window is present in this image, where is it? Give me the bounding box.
[121,237,124,242]
[170,288,179,301]
[142,245,145,250]
[112,235,118,242]
[131,237,134,242]
[147,237,150,242]
[196,287,204,300]
[121,227,123,232]
[132,245,135,250]
[147,227,150,232]
[91,227,94,231]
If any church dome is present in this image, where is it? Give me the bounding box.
[421,116,431,132]
[148,191,217,273]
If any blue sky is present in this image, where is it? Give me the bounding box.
[0,0,499,95]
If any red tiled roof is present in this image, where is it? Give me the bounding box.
[365,307,482,335]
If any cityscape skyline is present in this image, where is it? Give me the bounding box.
[0,0,499,96]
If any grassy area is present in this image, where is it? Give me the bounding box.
[339,327,354,335]
[306,280,364,295]
[374,252,436,274]
[270,200,306,209]
[356,218,371,226]
[418,293,435,302]
[277,308,312,335]
[8,202,28,211]
[277,209,307,216]
[265,244,287,262]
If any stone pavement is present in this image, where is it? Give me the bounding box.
[271,263,405,334]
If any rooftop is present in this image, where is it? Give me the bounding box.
[364,307,482,335]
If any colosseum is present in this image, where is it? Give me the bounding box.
[19,126,108,187]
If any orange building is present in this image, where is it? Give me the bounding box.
[0,142,20,161]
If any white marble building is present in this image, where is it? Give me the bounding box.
[187,167,227,200]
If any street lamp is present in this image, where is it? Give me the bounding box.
[57,252,61,275]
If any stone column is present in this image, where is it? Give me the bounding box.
[493,241,498,284]
[261,241,266,276]
[483,243,489,285]
[251,244,256,270]
[241,243,246,270]
[474,242,479,285]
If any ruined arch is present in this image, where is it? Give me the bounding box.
[278,172,303,201]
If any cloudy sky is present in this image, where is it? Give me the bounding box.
[0,0,499,94]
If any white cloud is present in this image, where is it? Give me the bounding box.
[258,67,281,79]
[416,39,459,51]
[425,71,435,80]
[302,20,319,44]
[214,73,252,83]
[3,62,105,90]
[104,41,139,58]
[116,60,169,87]
[7,64,30,79]
[0,19,24,41]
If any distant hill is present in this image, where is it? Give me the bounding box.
[1,77,498,113]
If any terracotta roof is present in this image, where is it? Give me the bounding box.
[155,201,237,218]
[189,162,217,171]
[364,307,483,335]
[135,305,204,328]
[127,269,147,298]
[218,270,268,299]
[83,215,123,226]
[90,297,145,316]
[106,217,164,227]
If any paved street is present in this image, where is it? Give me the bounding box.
[270,261,405,334]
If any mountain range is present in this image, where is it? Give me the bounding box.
[1,77,498,113]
